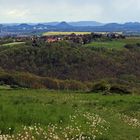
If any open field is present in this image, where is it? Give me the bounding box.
[84,40,126,49]
[0,89,140,140]
[122,37,140,44]
[2,42,25,47]
[43,32,91,36]
[84,37,140,49]
[0,42,25,53]
[0,85,11,90]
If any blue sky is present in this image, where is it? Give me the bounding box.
[0,0,140,23]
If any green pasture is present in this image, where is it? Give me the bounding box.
[2,42,25,47]
[84,37,140,49]
[0,89,139,139]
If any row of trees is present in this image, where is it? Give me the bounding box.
[0,70,136,94]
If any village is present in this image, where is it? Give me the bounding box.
[6,32,125,46]
[0,32,126,49]
[41,32,125,44]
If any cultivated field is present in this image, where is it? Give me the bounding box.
[43,32,91,36]
[0,89,140,140]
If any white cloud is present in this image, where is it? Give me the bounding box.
[0,0,140,23]
[7,9,29,18]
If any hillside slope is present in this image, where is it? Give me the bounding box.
[0,41,140,92]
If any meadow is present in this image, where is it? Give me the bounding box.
[0,42,25,53]
[2,42,25,47]
[0,89,140,140]
[84,37,140,49]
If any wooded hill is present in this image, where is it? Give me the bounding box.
[0,40,140,94]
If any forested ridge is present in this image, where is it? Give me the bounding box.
[0,41,140,93]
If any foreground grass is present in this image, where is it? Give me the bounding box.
[0,89,140,140]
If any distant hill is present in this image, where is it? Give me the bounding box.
[69,21,104,26]
[17,24,32,28]
[104,23,122,28]
[40,21,103,27]
[102,22,140,32]
[1,21,140,36]
[124,22,140,27]
[16,24,33,30]
[43,22,59,26]
[55,22,72,28]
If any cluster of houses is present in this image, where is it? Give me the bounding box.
[41,36,63,43]
[40,34,90,44]
[40,32,125,44]
[1,32,125,47]
[106,33,125,39]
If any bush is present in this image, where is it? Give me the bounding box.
[10,85,20,89]
[0,70,136,93]
[91,80,132,95]
[0,72,46,89]
[124,43,140,50]
[0,70,89,91]
[91,81,110,93]
[13,72,45,89]
[124,44,134,49]
[60,80,88,91]
[0,73,17,85]
[42,78,60,89]
[110,84,131,94]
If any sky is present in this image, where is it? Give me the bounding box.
[0,0,140,23]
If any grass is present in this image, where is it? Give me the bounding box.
[122,37,140,44]
[84,40,126,49]
[0,85,11,89]
[43,32,91,36]
[2,42,25,47]
[0,89,140,139]
[84,37,140,49]
[0,42,26,53]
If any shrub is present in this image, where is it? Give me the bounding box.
[124,43,140,50]
[0,73,17,85]
[10,85,20,89]
[60,80,88,91]
[42,78,60,89]
[124,44,134,49]
[13,72,44,89]
[110,84,131,94]
[92,81,111,93]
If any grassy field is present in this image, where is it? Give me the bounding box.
[84,37,140,49]
[84,40,126,49]
[0,85,11,90]
[43,32,91,36]
[0,89,140,140]
[2,42,25,47]
[0,42,25,52]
